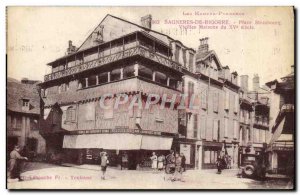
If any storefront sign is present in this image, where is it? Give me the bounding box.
[69,128,162,136]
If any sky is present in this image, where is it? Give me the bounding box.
[7,7,294,90]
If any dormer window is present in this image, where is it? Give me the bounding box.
[22,99,30,111]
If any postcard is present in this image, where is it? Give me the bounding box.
[6,6,295,190]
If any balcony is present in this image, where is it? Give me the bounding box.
[44,38,182,82]
[43,77,181,107]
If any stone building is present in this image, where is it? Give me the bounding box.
[7,78,46,158]
[178,38,240,169]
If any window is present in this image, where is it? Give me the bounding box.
[200,116,206,139]
[66,106,76,122]
[234,94,239,113]
[213,91,219,112]
[98,72,108,84]
[213,119,219,141]
[224,118,228,138]
[182,49,187,67]
[233,120,238,139]
[138,65,153,80]
[204,150,218,164]
[30,118,39,130]
[155,71,168,85]
[123,65,135,78]
[193,114,198,138]
[168,77,178,89]
[188,82,194,107]
[189,53,194,72]
[201,90,207,109]
[22,99,29,107]
[175,45,180,62]
[89,75,97,86]
[111,68,121,82]
[225,91,230,110]
[247,128,251,143]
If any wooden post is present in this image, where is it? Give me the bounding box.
[85,78,88,88]
[120,68,124,80]
[108,72,111,82]
[96,75,99,85]
[134,64,139,76]
[152,71,156,82]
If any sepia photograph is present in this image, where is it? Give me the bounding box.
[6,6,295,190]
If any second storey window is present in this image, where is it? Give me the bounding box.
[111,68,121,82]
[139,65,153,80]
[66,106,76,122]
[213,91,219,112]
[189,52,194,72]
[200,116,206,139]
[201,90,207,109]
[225,91,230,110]
[193,114,198,138]
[175,45,180,63]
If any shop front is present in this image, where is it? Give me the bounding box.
[202,141,223,169]
[62,133,174,170]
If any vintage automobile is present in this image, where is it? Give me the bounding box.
[239,153,266,180]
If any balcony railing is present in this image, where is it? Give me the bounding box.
[44,45,182,82]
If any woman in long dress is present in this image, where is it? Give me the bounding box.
[150,152,158,171]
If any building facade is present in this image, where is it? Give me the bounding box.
[40,14,184,168]
[7,78,46,159]
[177,38,240,169]
[266,65,294,175]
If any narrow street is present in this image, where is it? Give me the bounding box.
[7,162,293,189]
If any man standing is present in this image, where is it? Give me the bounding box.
[100,152,109,180]
[8,145,28,181]
[180,153,186,172]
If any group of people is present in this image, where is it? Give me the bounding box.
[216,152,232,174]
[150,150,186,182]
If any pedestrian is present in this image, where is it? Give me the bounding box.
[180,153,186,172]
[164,150,175,180]
[7,145,28,181]
[157,154,164,171]
[227,156,232,169]
[100,152,109,180]
[172,152,183,181]
[150,152,158,171]
[216,155,222,174]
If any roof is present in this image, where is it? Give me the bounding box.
[7,77,41,115]
[48,14,196,66]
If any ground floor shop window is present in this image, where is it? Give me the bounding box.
[204,150,218,164]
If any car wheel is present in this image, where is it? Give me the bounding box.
[244,165,255,177]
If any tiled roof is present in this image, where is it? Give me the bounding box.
[7,78,41,115]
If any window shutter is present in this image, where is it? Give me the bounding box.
[224,118,228,138]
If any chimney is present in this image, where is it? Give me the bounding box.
[253,74,260,91]
[141,15,152,29]
[240,75,249,91]
[21,78,29,84]
[198,37,209,54]
[66,40,76,55]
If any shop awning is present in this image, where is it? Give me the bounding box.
[63,134,173,150]
[63,134,142,150]
[141,136,173,150]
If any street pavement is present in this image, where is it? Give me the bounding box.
[7,162,294,190]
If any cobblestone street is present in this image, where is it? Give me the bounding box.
[7,162,293,190]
